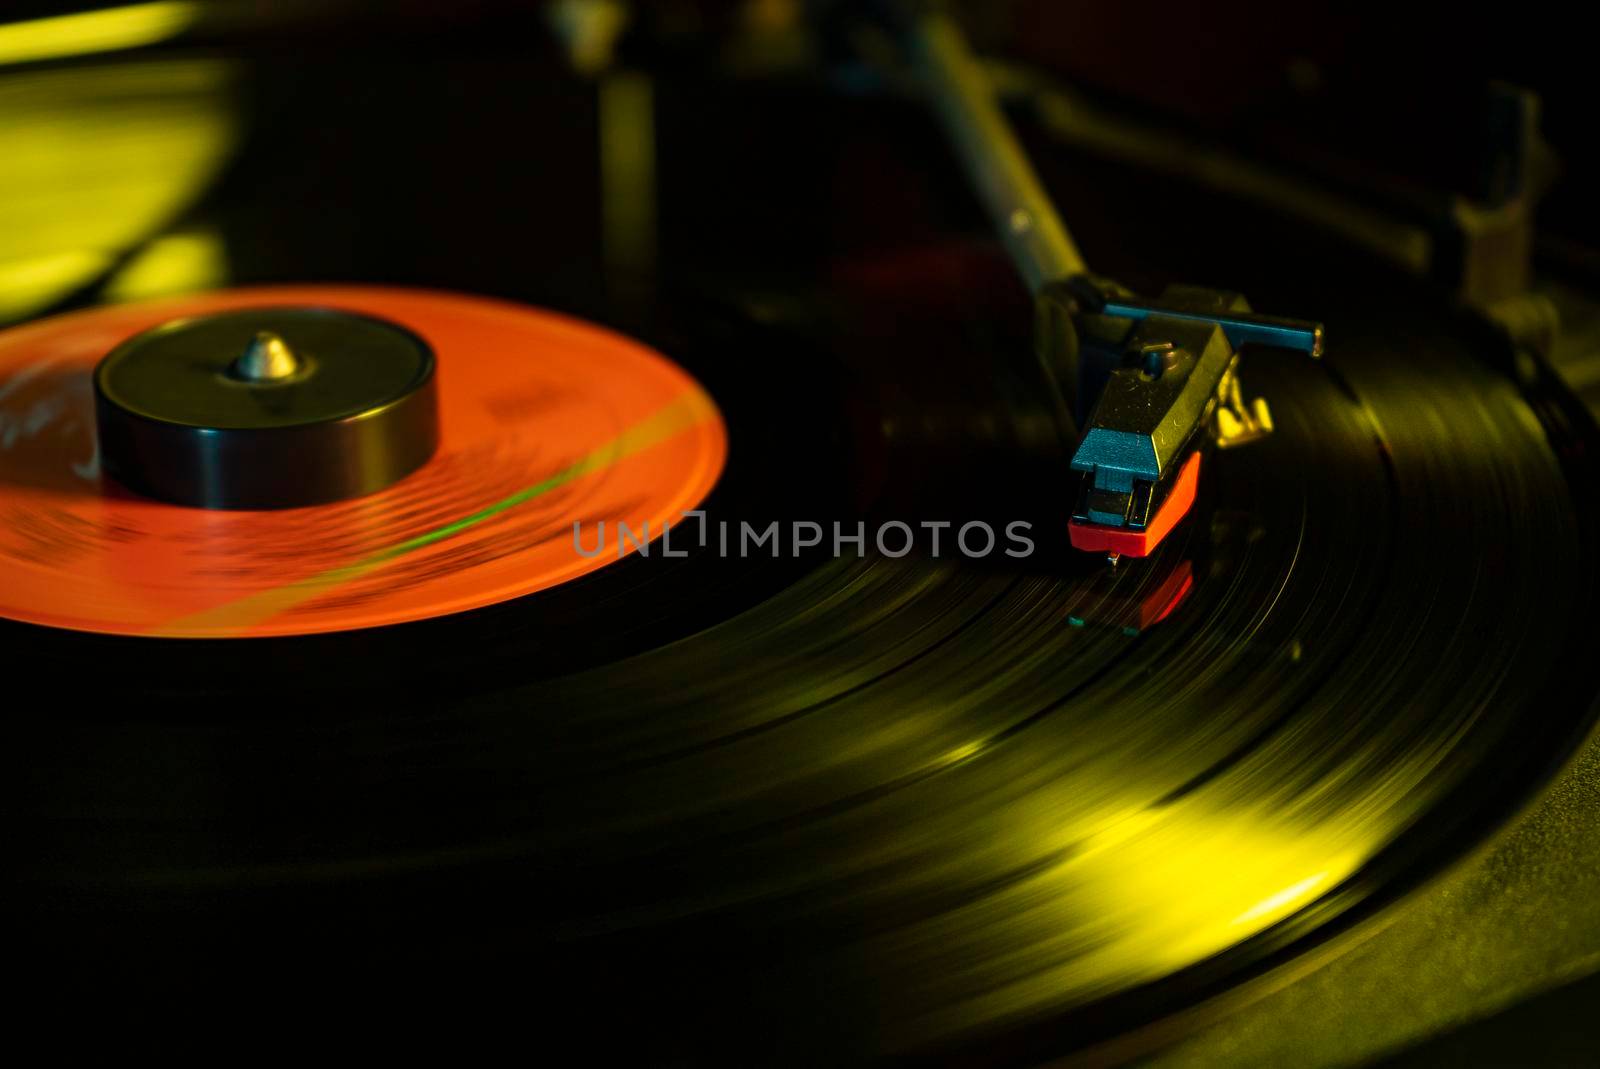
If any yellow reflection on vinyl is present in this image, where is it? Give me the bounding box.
[0,250,117,319]
[1232,870,1333,927]
[0,2,199,67]
[899,796,1367,1044]
[104,226,229,301]
[0,59,236,321]
[1068,806,1359,971]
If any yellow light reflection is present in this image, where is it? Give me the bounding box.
[939,740,986,767]
[0,250,114,321]
[911,799,1368,1044]
[868,784,1374,1054]
[0,60,236,320]
[599,69,655,311]
[1232,870,1333,927]
[103,226,229,301]
[0,2,199,67]
[1069,807,1360,972]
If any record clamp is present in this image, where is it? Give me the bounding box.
[93,307,440,509]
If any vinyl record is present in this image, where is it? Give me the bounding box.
[0,286,726,636]
[13,273,1599,1065]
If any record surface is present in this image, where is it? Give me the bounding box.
[15,286,1597,1063]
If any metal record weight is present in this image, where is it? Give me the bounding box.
[93,307,439,509]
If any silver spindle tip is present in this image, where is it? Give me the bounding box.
[230,331,301,383]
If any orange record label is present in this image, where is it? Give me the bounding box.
[0,286,728,637]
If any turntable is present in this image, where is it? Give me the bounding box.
[6,3,1599,1064]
